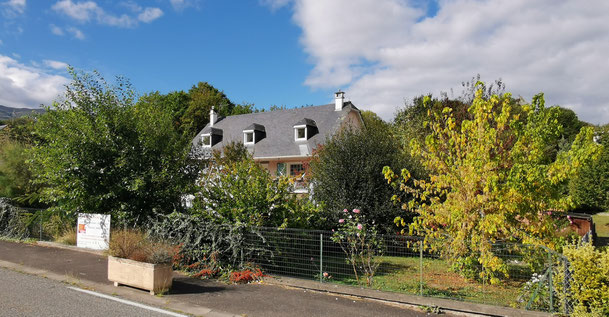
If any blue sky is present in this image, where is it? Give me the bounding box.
[1,0,609,123]
[1,0,331,109]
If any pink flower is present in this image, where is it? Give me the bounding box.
[338,219,345,223]
[323,272,329,278]
[357,224,363,230]
[353,209,360,214]
[332,229,335,232]
[343,209,348,213]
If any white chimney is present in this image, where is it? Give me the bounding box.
[334,91,345,111]
[210,106,217,127]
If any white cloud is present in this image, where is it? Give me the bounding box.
[50,24,64,35]
[169,0,196,11]
[137,7,163,23]
[259,0,290,11]
[50,24,85,39]
[67,26,85,39]
[52,0,163,28]
[52,0,96,22]
[43,59,69,70]
[282,0,609,124]
[0,55,69,108]
[2,0,26,17]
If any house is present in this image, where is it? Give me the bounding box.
[192,91,364,192]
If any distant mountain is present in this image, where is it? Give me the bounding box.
[0,105,46,121]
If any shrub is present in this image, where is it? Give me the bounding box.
[229,268,264,284]
[108,229,174,264]
[331,208,384,286]
[558,242,609,316]
[0,198,30,240]
[195,155,318,229]
[148,212,272,273]
[309,113,414,233]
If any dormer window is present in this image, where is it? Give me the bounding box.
[243,123,266,145]
[294,125,307,141]
[244,130,255,144]
[199,127,222,148]
[293,118,318,142]
[201,134,212,147]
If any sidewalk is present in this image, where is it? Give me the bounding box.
[0,240,432,317]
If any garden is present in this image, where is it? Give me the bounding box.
[1,71,609,316]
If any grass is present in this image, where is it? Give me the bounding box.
[592,213,609,237]
[369,256,528,307]
[55,230,77,245]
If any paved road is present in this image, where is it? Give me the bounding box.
[0,267,182,317]
[0,241,433,317]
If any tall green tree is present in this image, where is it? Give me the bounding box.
[310,111,414,233]
[0,117,44,206]
[181,82,235,135]
[138,83,254,137]
[569,125,609,213]
[29,69,198,224]
[384,86,599,282]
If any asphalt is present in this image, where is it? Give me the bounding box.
[0,240,433,317]
[0,267,173,317]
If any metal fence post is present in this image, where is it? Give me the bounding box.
[419,240,423,296]
[39,214,42,241]
[319,233,323,283]
[548,251,553,312]
[563,257,569,315]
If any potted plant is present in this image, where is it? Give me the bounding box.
[107,230,175,295]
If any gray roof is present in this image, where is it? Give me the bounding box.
[192,102,360,159]
[0,125,6,130]
[294,118,317,126]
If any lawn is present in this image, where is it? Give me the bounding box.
[370,256,529,308]
[593,213,609,237]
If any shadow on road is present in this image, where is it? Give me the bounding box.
[169,277,227,295]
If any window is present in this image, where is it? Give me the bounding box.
[294,126,307,141]
[201,134,211,147]
[276,163,286,176]
[290,163,305,177]
[244,131,254,144]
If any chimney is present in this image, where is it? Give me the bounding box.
[210,106,217,127]
[334,91,345,111]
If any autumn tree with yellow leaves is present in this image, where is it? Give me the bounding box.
[384,84,600,283]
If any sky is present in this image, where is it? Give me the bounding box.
[1,0,608,124]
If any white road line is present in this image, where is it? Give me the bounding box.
[67,286,188,317]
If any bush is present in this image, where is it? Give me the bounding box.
[331,208,384,286]
[0,198,30,240]
[229,268,264,284]
[108,229,174,264]
[557,242,609,316]
[147,212,272,275]
[195,154,318,229]
[569,126,609,213]
[310,113,414,233]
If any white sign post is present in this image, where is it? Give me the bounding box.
[77,213,111,250]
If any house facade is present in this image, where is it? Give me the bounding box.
[192,91,364,192]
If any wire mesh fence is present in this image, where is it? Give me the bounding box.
[241,227,573,314]
[1,202,578,314]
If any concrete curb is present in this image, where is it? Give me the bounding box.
[36,241,106,256]
[263,276,552,317]
[0,259,238,317]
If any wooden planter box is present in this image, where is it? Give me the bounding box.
[107,256,173,295]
